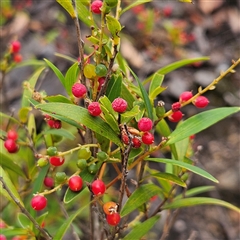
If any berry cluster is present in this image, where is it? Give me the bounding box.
[168,91,209,122]
[10,40,22,63]
[44,115,62,129]
[4,129,19,153]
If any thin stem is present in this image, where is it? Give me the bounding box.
[97,13,106,64]
[0,177,53,240]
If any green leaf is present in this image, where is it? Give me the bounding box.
[106,15,121,41]
[28,112,37,141]
[106,75,122,102]
[55,53,77,63]
[163,197,240,213]
[21,67,46,107]
[143,172,187,188]
[57,0,76,18]
[0,153,27,179]
[32,165,49,195]
[0,166,24,206]
[120,183,162,217]
[174,136,190,161]
[0,228,29,237]
[174,186,215,200]
[35,102,122,146]
[76,0,92,26]
[121,105,140,123]
[0,112,20,124]
[167,107,240,145]
[43,128,75,140]
[120,0,152,15]
[120,83,135,109]
[53,201,92,240]
[15,59,45,68]
[122,215,160,240]
[44,95,72,104]
[65,62,79,96]
[146,158,218,183]
[149,73,165,101]
[18,212,32,228]
[128,66,153,120]
[44,58,65,89]
[143,57,210,84]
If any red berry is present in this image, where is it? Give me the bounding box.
[47,119,55,128]
[171,102,181,112]
[112,97,127,113]
[68,175,83,192]
[7,129,18,141]
[163,6,172,17]
[44,177,54,188]
[0,234,6,240]
[10,41,21,53]
[13,53,22,63]
[142,132,154,145]
[106,212,121,226]
[132,137,142,148]
[138,117,153,132]
[31,195,47,211]
[4,139,18,153]
[49,156,65,166]
[97,77,105,91]
[88,102,102,116]
[121,133,130,145]
[91,179,106,195]
[0,221,6,229]
[103,201,118,215]
[179,91,193,103]
[72,83,87,98]
[168,111,183,122]
[193,96,209,108]
[91,0,103,14]
[53,120,62,129]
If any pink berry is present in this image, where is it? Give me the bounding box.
[132,137,142,148]
[168,111,183,122]
[72,83,87,98]
[138,117,153,132]
[31,195,47,211]
[7,129,18,141]
[68,175,83,192]
[142,132,154,145]
[121,133,130,145]
[97,77,105,91]
[112,97,127,113]
[49,156,65,166]
[53,120,62,129]
[106,212,121,226]
[88,102,102,116]
[179,91,193,103]
[13,53,22,63]
[47,119,55,128]
[171,102,181,112]
[44,177,54,188]
[0,221,6,229]
[0,234,6,240]
[10,41,21,53]
[4,139,18,153]
[91,179,106,195]
[193,96,209,108]
[91,0,103,14]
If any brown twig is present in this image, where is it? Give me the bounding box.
[0,176,53,240]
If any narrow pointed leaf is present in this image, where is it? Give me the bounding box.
[76,1,92,26]
[44,95,72,104]
[106,75,122,102]
[57,0,76,18]
[120,184,162,217]
[120,0,152,15]
[44,129,75,140]
[122,215,160,240]
[167,107,240,145]
[149,73,165,100]
[65,61,79,96]
[146,158,218,183]
[35,102,122,146]
[163,197,240,213]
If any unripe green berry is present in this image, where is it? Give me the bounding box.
[37,158,49,167]
[78,148,91,160]
[97,151,109,162]
[88,163,98,174]
[156,101,166,118]
[95,64,107,77]
[77,159,87,170]
[55,172,67,184]
[47,146,58,156]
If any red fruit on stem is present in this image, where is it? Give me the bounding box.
[44,177,54,188]
[49,156,65,167]
[171,102,181,112]
[112,97,127,113]
[47,119,55,128]
[31,195,47,211]
[72,83,87,98]
[11,41,21,53]
[193,96,209,108]
[179,91,193,103]
[68,175,83,192]
[4,139,18,153]
[142,132,154,145]
[88,102,102,116]
[91,0,103,14]
[7,129,18,141]
[0,234,7,240]
[103,201,118,215]
[138,117,153,132]
[132,137,142,148]
[168,111,183,122]
[106,213,121,226]
[53,120,62,129]
[13,54,22,63]
[121,133,130,145]
[91,179,106,195]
